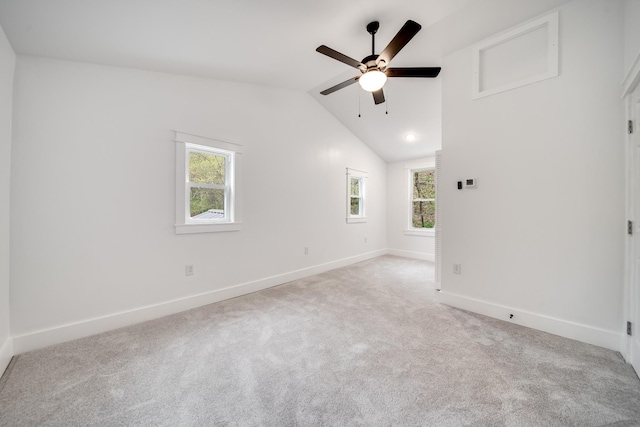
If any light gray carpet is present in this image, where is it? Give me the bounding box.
[1,255,639,426]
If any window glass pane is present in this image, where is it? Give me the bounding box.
[189,151,225,185]
[350,177,360,196]
[412,200,435,228]
[350,197,360,215]
[190,187,225,219]
[413,170,435,199]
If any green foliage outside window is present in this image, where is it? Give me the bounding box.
[189,152,226,217]
[350,197,360,215]
[350,178,360,196]
[350,177,362,216]
[413,169,435,228]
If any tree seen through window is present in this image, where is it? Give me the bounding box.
[189,151,226,218]
[412,169,435,228]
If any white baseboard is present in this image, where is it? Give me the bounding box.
[12,249,386,354]
[0,337,13,377]
[439,291,621,352]
[386,249,435,262]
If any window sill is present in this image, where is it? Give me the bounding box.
[347,217,367,224]
[404,228,435,237]
[175,222,242,234]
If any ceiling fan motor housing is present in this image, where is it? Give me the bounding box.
[362,55,383,73]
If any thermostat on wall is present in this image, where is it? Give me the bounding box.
[465,178,477,188]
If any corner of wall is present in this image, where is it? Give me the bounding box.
[0,20,16,380]
[440,291,621,352]
[0,337,13,377]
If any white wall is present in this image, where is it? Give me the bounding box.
[440,0,625,350]
[10,57,387,351]
[0,24,15,374]
[387,157,436,261]
[623,0,640,76]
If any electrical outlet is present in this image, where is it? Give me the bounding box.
[185,265,194,276]
[304,247,309,255]
[453,264,462,274]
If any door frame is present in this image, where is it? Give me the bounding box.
[623,61,640,374]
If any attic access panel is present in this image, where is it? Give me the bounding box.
[472,11,559,99]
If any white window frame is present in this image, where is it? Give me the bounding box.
[405,164,435,237]
[346,168,367,224]
[175,131,242,234]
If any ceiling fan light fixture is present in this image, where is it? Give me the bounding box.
[359,70,387,92]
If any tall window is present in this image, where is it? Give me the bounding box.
[346,168,367,223]
[350,176,363,216]
[411,168,435,229]
[175,132,241,234]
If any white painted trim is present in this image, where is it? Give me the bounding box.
[175,222,242,234]
[472,11,559,100]
[12,249,387,354]
[621,91,634,362]
[439,291,621,351]
[175,131,244,154]
[346,168,368,176]
[622,52,640,98]
[403,157,435,170]
[403,229,435,237]
[387,249,435,262]
[346,217,367,224]
[0,337,13,377]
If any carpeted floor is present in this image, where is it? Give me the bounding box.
[1,255,639,426]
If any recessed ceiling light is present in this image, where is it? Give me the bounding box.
[405,133,417,142]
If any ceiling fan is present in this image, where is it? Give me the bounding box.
[316,20,441,105]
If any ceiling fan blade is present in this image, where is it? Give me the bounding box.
[316,45,365,69]
[377,20,422,66]
[372,88,385,105]
[320,76,360,95]
[386,67,441,78]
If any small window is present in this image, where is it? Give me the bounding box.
[346,168,367,223]
[187,146,231,222]
[175,131,242,234]
[350,177,363,215]
[410,168,435,229]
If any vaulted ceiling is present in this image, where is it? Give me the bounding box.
[0,0,571,162]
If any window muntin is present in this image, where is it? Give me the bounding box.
[411,168,435,229]
[186,147,232,222]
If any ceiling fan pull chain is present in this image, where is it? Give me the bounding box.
[358,90,361,118]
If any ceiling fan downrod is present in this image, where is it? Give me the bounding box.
[366,21,380,56]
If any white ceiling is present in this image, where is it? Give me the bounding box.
[0,0,571,162]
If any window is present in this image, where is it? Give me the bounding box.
[410,168,435,231]
[346,168,367,223]
[175,131,242,234]
[187,146,231,221]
